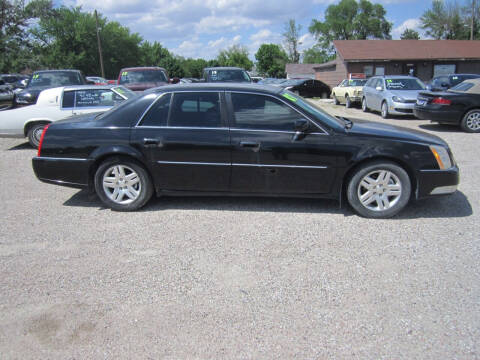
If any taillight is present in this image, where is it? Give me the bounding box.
[431,97,452,105]
[37,124,51,156]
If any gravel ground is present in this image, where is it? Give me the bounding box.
[0,101,478,359]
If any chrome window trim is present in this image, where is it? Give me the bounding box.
[137,126,228,130]
[155,160,328,169]
[228,90,329,135]
[35,156,89,162]
[229,128,326,135]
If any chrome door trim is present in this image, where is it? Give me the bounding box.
[155,160,328,169]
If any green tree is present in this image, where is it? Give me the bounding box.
[140,41,170,66]
[283,19,301,63]
[159,55,184,78]
[0,0,53,72]
[302,45,334,64]
[255,43,288,77]
[29,6,142,78]
[420,0,470,40]
[181,58,208,78]
[400,28,420,39]
[217,45,253,70]
[309,0,391,54]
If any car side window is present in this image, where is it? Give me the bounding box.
[140,93,171,127]
[231,93,304,132]
[62,91,75,108]
[169,92,221,128]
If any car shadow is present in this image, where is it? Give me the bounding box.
[8,142,33,151]
[419,123,463,133]
[64,189,472,219]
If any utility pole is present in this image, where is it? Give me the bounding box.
[95,10,105,78]
[472,0,476,40]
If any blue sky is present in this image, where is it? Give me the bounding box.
[59,0,432,60]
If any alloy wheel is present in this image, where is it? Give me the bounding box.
[357,170,402,211]
[102,165,142,204]
[466,111,480,131]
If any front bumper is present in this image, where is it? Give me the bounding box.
[388,101,416,115]
[32,156,93,188]
[416,166,460,199]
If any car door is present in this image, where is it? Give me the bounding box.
[71,88,121,116]
[130,91,231,192]
[371,78,384,110]
[227,91,337,194]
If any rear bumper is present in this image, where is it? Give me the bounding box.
[416,166,460,199]
[32,156,93,188]
[413,106,462,124]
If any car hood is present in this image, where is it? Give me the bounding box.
[388,89,423,100]
[123,82,168,91]
[347,118,447,146]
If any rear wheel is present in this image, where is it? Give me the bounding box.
[362,97,368,112]
[27,123,48,148]
[347,161,411,218]
[345,95,352,108]
[461,109,480,133]
[381,101,389,119]
[94,158,153,211]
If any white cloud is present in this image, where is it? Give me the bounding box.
[392,18,422,39]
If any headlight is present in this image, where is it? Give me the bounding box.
[430,145,452,170]
[392,96,406,103]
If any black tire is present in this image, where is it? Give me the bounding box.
[345,95,352,108]
[460,109,480,133]
[381,101,389,119]
[27,123,48,148]
[362,97,369,112]
[321,92,328,99]
[347,161,411,219]
[94,157,154,211]
[333,94,340,105]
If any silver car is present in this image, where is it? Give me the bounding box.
[362,75,426,118]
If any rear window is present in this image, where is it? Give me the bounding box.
[385,78,425,90]
[449,82,475,92]
[119,70,167,84]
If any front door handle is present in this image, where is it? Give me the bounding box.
[143,138,161,147]
[239,141,260,148]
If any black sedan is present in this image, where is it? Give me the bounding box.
[277,79,331,99]
[414,78,480,132]
[33,84,459,218]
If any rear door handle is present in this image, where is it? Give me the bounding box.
[239,141,260,148]
[143,138,161,147]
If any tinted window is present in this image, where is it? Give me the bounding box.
[385,78,425,90]
[74,89,123,108]
[231,93,303,131]
[208,70,251,82]
[140,93,171,126]
[169,92,221,128]
[119,70,168,84]
[62,91,75,108]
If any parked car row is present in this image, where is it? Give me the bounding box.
[331,74,480,133]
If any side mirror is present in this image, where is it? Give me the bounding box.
[376,86,383,91]
[441,82,449,88]
[426,84,432,91]
[293,119,309,141]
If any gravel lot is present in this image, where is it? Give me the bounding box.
[0,101,478,359]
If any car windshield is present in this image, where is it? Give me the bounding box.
[209,70,251,82]
[28,71,83,88]
[385,78,425,90]
[119,70,168,84]
[112,86,136,99]
[347,79,367,86]
[280,90,344,130]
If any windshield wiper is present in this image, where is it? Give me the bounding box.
[336,116,353,129]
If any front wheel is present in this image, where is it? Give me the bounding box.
[345,95,352,108]
[461,109,480,133]
[362,97,368,112]
[381,101,389,119]
[27,123,48,148]
[347,161,411,218]
[333,94,340,105]
[94,158,154,211]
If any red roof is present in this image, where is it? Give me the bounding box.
[334,40,480,61]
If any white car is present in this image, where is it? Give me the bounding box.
[0,85,135,147]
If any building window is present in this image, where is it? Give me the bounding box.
[364,65,373,77]
[434,64,456,77]
[375,66,385,76]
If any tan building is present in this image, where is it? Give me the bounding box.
[308,40,480,89]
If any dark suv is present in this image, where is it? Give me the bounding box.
[202,67,251,83]
[13,69,90,107]
[117,67,169,92]
[429,73,480,91]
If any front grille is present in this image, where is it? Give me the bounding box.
[395,108,413,114]
[404,99,417,104]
